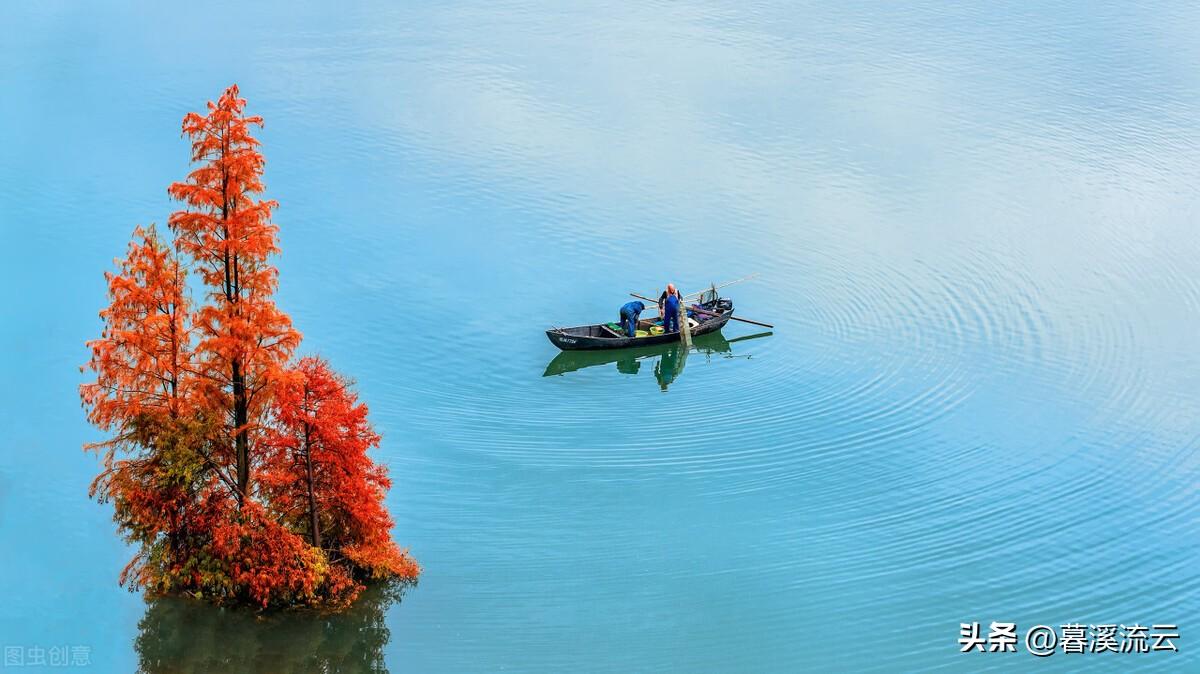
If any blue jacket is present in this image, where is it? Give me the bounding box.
[620,301,645,317]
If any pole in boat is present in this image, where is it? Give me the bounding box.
[629,292,774,329]
[679,294,692,348]
[682,273,759,301]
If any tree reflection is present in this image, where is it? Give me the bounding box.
[135,581,412,674]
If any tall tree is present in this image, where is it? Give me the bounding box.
[167,84,301,507]
[262,357,419,587]
[84,85,418,609]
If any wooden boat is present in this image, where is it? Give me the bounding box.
[546,298,733,351]
[543,332,736,376]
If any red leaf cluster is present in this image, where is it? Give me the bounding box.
[263,357,420,585]
[82,225,193,435]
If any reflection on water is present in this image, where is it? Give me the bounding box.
[135,582,411,674]
[653,345,685,391]
[543,332,772,391]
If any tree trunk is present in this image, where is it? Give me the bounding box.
[232,358,249,507]
[303,424,321,549]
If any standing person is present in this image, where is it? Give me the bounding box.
[662,285,681,334]
[619,300,645,337]
[657,283,681,319]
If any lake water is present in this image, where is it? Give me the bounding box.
[2,1,1198,671]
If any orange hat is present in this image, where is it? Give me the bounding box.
[667,283,676,294]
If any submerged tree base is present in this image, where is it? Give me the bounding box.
[137,579,415,673]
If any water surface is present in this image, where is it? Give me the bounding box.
[1,1,1198,671]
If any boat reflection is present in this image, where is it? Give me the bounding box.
[543,331,771,390]
[134,580,411,674]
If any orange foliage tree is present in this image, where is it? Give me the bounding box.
[262,357,419,597]
[167,84,300,508]
[81,225,216,590]
[82,225,193,430]
[82,85,418,609]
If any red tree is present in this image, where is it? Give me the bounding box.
[80,225,216,589]
[84,85,418,610]
[167,84,300,507]
[262,357,419,599]
[82,224,193,431]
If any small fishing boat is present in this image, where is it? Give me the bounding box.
[543,332,735,376]
[546,297,734,351]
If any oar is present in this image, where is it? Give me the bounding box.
[629,293,774,329]
[689,304,774,329]
[726,331,773,344]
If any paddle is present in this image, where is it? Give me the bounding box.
[629,293,775,329]
[726,331,773,344]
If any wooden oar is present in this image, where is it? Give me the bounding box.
[689,304,774,329]
[726,331,773,344]
[629,293,774,329]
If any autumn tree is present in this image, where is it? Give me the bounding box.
[167,84,300,508]
[80,225,214,588]
[82,225,192,430]
[84,85,418,610]
[262,357,419,597]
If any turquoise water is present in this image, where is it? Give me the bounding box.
[2,1,1198,671]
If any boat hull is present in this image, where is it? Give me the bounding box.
[546,306,732,351]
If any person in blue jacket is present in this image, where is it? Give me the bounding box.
[662,284,682,334]
[619,300,645,337]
